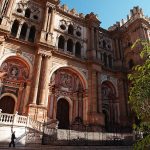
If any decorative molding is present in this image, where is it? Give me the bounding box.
[38,49,52,57]
[101,74,118,96]
[3,48,35,65]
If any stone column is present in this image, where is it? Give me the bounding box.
[16,24,22,38]
[6,0,14,17]
[0,36,5,56]
[96,29,99,51]
[64,40,67,52]
[72,96,77,121]
[53,95,57,120]
[91,27,95,50]
[39,56,50,105]
[46,9,51,32]
[83,95,88,124]
[118,78,128,125]
[97,72,102,113]
[91,70,98,112]
[17,86,24,114]
[23,81,31,113]
[25,26,31,41]
[55,36,59,48]
[81,45,83,58]
[73,43,76,55]
[29,54,42,104]
[115,39,120,59]
[43,6,49,31]
[49,94,54,119]
[49,8,55,33]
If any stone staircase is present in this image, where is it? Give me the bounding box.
[0,113,134,149]
[0,112,57,145]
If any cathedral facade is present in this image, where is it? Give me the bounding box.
[0,0,149,131]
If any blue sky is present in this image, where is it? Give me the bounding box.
[60,0,150,29]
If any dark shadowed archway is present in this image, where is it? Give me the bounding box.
[0,96,15,114]
[56,98,69,129]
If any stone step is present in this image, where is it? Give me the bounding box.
[0,145,132,150]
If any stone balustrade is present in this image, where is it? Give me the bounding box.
[0,112,57,135]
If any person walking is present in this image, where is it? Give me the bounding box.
[9,131,16,147]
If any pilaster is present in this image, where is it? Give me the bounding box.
[23,81,31,114]
[88,64,104,128]
[91,27,95,50]
[0,36,5,56]
[17,86,24,114]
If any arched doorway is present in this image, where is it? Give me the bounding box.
[49,67,86,128]
[0,56,30,114]
[56,98,69,129]
[102,81,119,132]
[0,96,15,114]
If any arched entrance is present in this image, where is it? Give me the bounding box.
[49,67,87,129]
[56,98,69,129]
[102,81,119,132]
[0,56,30,114]
[0,96,15,114]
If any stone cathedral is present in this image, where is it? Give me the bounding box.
[0,0,149,131]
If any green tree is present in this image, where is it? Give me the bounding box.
[128,40,150,150]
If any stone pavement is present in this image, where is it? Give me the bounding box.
[0,145,132,150]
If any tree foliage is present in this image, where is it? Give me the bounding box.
[128,40,150,149]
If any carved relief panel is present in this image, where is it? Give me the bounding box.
[50,68,83,95]
[1,57,29,81]
[0,56,30,99]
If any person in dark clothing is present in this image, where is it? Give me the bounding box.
[9,131,16,147]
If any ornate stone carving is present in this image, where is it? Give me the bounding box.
[1,58,30,81]
[50,68,83,96]
[101,74,118,96]
[2,48,35,66]
[16,0,42,22]
[22,52,35,65]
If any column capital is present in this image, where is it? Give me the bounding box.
[46,2,55,8]
[0,36,6,44]
[25,80,32,86]
[38,49,52,58]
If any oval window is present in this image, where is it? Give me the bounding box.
[76,31,81,37]
[17,8,22,13]
[33,15,38,20]
[60,24,66,30]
